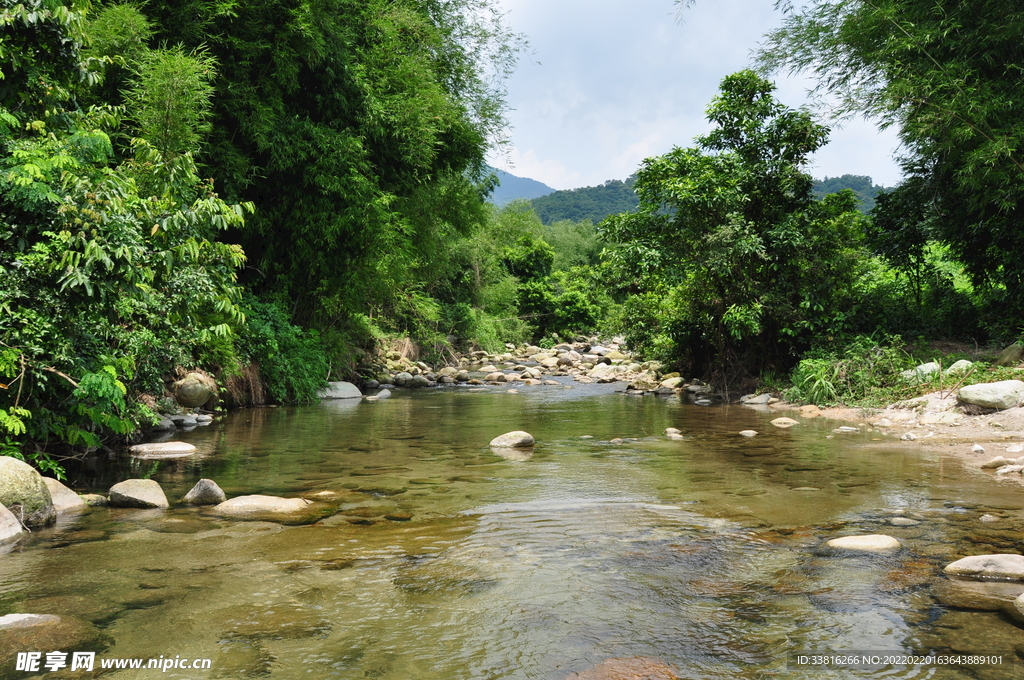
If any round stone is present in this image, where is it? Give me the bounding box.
[825,534,901,552]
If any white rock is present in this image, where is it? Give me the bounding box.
[770,417,799,428]
[1008,444,1024,453]
[995,465,1024,475]
[0,503,25,543]
[901,432,918,441]
[489,431,535,448]
[745,393,772,404]
[210,495,313,519]
[980,514,1001,523]
[128,441,197,459]
[972,444,986,454]
[901,362,940,382]
[833,426,860,433]
[109,479,169,509]
[664,428,681,435]
[319,381,362,399]
[826,535,901,552]
[958,380,1024,410]
[739,430,758,437]
[982,456,1010,469]
[889,517,921,526]
[667,433,685,441]
[948,359,974,374]
[945,554,1024,580]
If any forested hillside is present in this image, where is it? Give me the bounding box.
[812,175,888,212]
[530,178,639,224]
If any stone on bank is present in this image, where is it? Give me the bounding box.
[0,456,55,529]
[108,479,169,509]
[958,380,1024,410]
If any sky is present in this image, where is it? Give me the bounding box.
[485,0,904,191]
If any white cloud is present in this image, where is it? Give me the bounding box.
[487,0,903,191]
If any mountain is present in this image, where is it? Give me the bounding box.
[487,168,556,206]
[812,174,890,212]
[529,177,639,225]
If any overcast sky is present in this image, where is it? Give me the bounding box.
[486,0,904,191]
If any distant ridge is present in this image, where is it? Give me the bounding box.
[487,167,555,206]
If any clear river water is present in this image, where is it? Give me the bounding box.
[2,381,1023,679]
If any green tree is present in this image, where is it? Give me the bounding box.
[601,71,867,383]
[756,0,1024,320]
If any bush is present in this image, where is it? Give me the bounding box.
[785,334,912,406]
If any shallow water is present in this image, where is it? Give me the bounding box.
[4,383,1024,679]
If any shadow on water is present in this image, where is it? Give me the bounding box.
[4,384,1024,679]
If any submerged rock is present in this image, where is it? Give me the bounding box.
[565,657,681,680]
[489,431,535,448]
[0,456,55,529]
[108,479,169,509]
[182,479,227,505]
[128,441,197,459]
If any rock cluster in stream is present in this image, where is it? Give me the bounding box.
[351,338,717,401]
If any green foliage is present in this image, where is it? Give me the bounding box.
[543,219,602,271]
[786,334,912,406]
[236,297,328,403]
[601,71,868,378]
[758,0,1024,319]
[530,177,638,224]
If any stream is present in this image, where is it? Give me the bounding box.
[2,381,1023,679]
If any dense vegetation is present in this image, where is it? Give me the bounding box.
[3,0,1022,474]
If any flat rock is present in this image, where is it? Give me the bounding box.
[770,417,799,429]
[889,517,920,526]
[744,393,772,404]
[41,477,86,514]
[320,381,361,399]
[128,441,197,459]
[182,479,226,505]
[833,426,860,433]
[982,456,1010,469]
[660,377,684,389]
[944,554,1024,580]
[664,428,681,435]
[108,479,169,509]
[209,495,326,524]
[958,380,1024,410]
[739,430,758,437]
[933,579,1024,612]
[489,431,535,448]
[168,413,197,427]
[825,535,901,552]
[0,503,25,543]
[0,613,62,630]
[0,457,55,529]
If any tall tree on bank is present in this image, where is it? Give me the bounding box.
[754,0,1024,321]
[601,71,866,384]
[142,0,522,332]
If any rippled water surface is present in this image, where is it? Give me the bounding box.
[3,383,1024,679]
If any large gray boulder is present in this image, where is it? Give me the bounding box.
[958,380,1024,410]
[489,431,535,448]
[995,343,1024,367]
[0,503,25,543]
[319,381,362,399]
[182,479,226,505]
[108,479,169,509]
[41,477,86,514]
[172,372,218,408]
[0,457,55,528]
[944,554,1024,580]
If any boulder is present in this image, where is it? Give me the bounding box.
[0,503,25,543]
[660,377,684,389]
[41,477,86,514]
[108,479,169,509]
[901,362,940,382]
[168,413,198,427]
[825,535,901,552]
[981,456,1009,469]
[770,417,799,429]
[209,495,325,524]
[319,381,362,399]
[195,414,214,425]
[605,350,629,360]
[933,579,1024,612]
[958,380,1024,410]
[375,389,392,399]
[393,372,412,387]
[995,343,1024,367]
[743,393,772,404]
[172,372,217,408]
[437,366,459,378]
[456,370,470,382]
[144,416,176,433]
[407,374,431,388]
[484,372,507,383]
[948,359,974,374]
[128,441,197,459]
[589,363,620,381]
[182,479,227,505]
[0,456,55,528]
[944,554,1024,580]
[489,431,535,448]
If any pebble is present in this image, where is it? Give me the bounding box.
[980,514,1001,523]
[833,426,860,434]
[972,444,986,454]
[738,430,757,437]
[770,417,799,428]
[901,432,918,441]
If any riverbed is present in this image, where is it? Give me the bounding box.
[3,382,1023,679]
